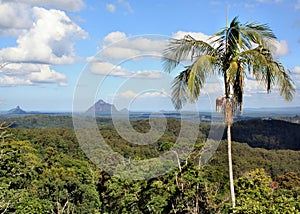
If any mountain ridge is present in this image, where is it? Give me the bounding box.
[85,99,128,116]
[6,106,27,115]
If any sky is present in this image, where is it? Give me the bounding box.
[0,0,300,112]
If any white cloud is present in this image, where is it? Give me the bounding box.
[292,66,300,74]
[88,32,168,80]
[96,31,211,61]
[106,4,116,13]
[292,66,300,85]
[117,0,134,13]
[0,63,67,86]
[296,0,300,10]
[133,71,163,79]
[90,61,163,79]
[100,32,167,60]
[102,47,140,59]
[210,1,222,6]
[103,31,127,45]
[0,75,32,86]
[29,65,67,86]
[0,7,87,64]
[168,31,214,62]
[115,89,169,99]
[271,40,289,57]
[256,0,282,3]
[201,82,223,94]
[142,89,169,98]
[2,0,85,12]
[0,2,32,36]
[244,77,267,95]
[172,31,211,42]
[90,61,127,76]
[115,90,137,99]
[104,1,133,14]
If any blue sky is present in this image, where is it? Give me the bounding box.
[0,0,299,112]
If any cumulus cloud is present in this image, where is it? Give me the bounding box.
[115,89,169,99]
[244,77,268,96]
[106,4,116,13]
[104,0,133,14]
[117,0,134,13]
[0,1,85,87]
[270,39,289,57]
[29,65,67,85]
[100,31,167,60]
[0,63,67,86]
[0,76,32,86]
[1,0,85,12]
[292,66,300,85]
[0,7,87,64]
[292,66,300,74]
[90,61,163,79]
[88,30,212,81]
[0,2,32,36]
[96,31,213,61]
[172,31,211,42]
[90,61,126,76]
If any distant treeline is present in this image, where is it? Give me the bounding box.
[2,114,300,151]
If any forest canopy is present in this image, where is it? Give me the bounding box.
[0,116,299,213]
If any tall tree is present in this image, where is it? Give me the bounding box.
[162,16,295,210]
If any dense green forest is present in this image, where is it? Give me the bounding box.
[0,116,300,213]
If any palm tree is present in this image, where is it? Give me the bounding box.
[163,16,295,210]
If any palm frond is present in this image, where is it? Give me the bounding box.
[164,16,295,113]
[171,55,217,109]
[162,35,216,73]
[241,21,276,49]
[171,68,191,110]
[241,48,295,101]
[187,55,216,100]
[226,59,245,113]
[274,63,295,101]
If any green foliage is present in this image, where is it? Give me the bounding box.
[101,162,228,214]
[235,169,300,213]
[0,114,113,129]
[211,140,300,178]
[0,138,101,213]
[103,177,146,213]
[0,117,299,213]
[163,17,295,111]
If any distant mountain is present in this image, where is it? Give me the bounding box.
[6,106,27,115]
[85,99,128,116]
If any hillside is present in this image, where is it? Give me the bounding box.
[229,119,300,150]
[1,116,300,213]
[2,115,300,151]
[0,114,114,129]
[8,118,300,178]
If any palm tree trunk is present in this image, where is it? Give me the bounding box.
[227,123,236,210]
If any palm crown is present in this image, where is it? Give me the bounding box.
[163,16,295,210]
[163,16,295,114]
